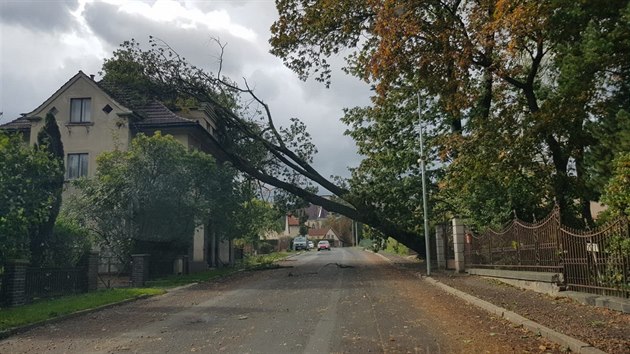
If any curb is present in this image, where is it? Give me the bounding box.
[365,249,607,354]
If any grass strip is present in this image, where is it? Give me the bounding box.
[0,252,291,332]
[147,252,291,288]
[145,267,236,288]
[0,288,164,331]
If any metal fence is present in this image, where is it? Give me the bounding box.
[97,255,131,289]
[25,267,86,302]
[560,217,629,297]
[466,207,630,298]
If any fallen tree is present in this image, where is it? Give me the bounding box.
[100,37,426,254]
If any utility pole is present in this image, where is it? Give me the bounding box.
[417,93,431,276]
[353,220,358,246]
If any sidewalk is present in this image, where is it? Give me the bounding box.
[375,251,630,354]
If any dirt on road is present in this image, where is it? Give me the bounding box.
[1,248,573,353]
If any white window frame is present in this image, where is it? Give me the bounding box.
[70,98,91,123]
[67,153,89,179]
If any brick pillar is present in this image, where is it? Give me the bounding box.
[435,225,446,270]
[2,260,29,307]
[86,252,99,291]
[182,255,189,275]
[131,254,150,287]
[79,251,99,292]
[452,218,466,273]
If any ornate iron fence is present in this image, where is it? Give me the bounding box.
[465,207,630,298]
[560,218,629,297]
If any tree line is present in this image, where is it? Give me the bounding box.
[3,1,628,260]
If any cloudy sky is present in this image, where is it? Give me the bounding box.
[0,0,372,182]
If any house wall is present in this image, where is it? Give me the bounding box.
[287,225,300,237]
[179,108,216,136]
[14,73,229,274]
[325,230,341,247]
[305,220,324,229]
[27,76,131,179]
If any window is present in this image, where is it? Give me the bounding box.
[70,98,91,123]
[67,153,88,179]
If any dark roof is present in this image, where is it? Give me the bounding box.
[287,215,300,226]
[96,80,198,128]
[304,204,329,220]
[0,116,31,131]
[0,74,208,134]
[133,101,196,128]
[308,228,330,237]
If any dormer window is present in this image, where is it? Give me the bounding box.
[70,98,91,123]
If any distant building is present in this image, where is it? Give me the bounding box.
[307,227,341,247]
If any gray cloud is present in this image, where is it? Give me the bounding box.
[1,0,368,181]
[191,1,278,37]
[0,0,79,33]
[83,2,272,79]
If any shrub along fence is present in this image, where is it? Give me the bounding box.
[0,252,98,307]
[465,207,630,298]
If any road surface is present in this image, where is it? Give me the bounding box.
[0,248,561,353]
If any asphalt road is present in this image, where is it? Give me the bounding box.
[0,248,562,353]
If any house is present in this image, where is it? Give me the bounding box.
[262,202,338,249]
[307,228,341,247]
[0,71,232,272]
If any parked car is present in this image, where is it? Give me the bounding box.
[293,236,309,251]
[317,240,331,251]
[308,241,314,249]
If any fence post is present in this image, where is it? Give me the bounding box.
[131,254,150,287]
[2,260,29,307]
[435,225,446,269]
[87,252,99,291]
[452,218,466,273]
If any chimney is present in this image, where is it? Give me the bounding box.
[90,74,95,80]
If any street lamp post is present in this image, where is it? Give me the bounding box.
[417,93,431,276]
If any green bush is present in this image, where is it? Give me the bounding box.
[385,237,409,255]
[42,214,92,267]
[258,242,274,254]
[359,239,375,249]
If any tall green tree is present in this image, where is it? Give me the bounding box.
[232,198,284,249]
[599,152,630,220]
[30,113,65,266]
[70,133,239,261]
[0,133,62,264]
[270,0,630,229]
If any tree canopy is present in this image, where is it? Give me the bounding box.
[271,0,630,230]
[0,132,63,264]
[69,132,240,259]
[31,113,65,266]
